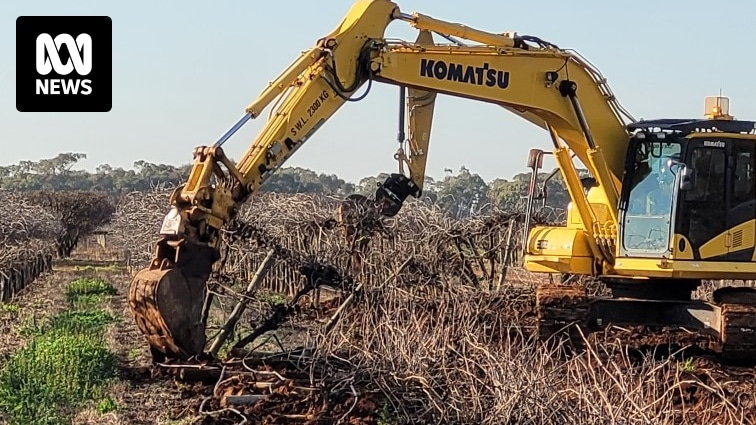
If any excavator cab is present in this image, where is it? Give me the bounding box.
[619,139,681,253]
[618,115,756,264]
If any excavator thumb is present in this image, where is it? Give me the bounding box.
[374,173,420,217]
[128,238,217,361]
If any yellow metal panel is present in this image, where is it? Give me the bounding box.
[567,203,585,229]
[524,226,595,274]
[698,230,729,259]
[526,226,594,258]
[699,220,755,259]
[731,219,755,253]
[672,234,694,260]
[589,202,609,225]
[587,148,619,222]
[613,258,756,280]
[524,256,594,275]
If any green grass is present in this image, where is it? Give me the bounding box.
[0,277,119,425]
[96,395,119,414]
[72,264,121,273]
[48,310,116,333]
[65,277,116,300]
[378,401,394,425]
[70,293,106,310]
[258,291,288,307]
[1,303,20,314]
[66,277,116,311]
[679,357,696,373]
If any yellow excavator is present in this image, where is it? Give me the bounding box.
[128,0,756,362]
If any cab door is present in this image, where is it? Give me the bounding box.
[724,139,756,261]
[677,140,728,260]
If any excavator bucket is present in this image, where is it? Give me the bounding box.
[128,261,208,360]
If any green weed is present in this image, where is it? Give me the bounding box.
[48,310,116,334]
[0,276,119,425]
[679,357,696,373]
[1,303,19,314]
[378,401,393,425]
[96,395,119,414]
[70,293,105,310]
[65,277,115,302]
[0,329,118,424]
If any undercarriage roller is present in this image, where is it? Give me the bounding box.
[129,263,208,360]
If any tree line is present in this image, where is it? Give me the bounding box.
[0,152,572,216]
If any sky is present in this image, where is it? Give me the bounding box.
[1,0,755,184]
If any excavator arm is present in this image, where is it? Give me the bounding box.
[128,0,635,360]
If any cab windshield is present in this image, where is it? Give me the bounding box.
[622,140,681,253]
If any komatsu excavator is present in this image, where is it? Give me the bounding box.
[129,0,756,362]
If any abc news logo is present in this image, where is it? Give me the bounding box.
[16,16,112,112]
[36,33,93,95]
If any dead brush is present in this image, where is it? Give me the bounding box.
[106,191,756,424]
[312,282,755,425]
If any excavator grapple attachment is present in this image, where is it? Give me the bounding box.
[129,243,213,360]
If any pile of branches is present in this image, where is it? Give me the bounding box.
[215,192,561,296]
[192,282,756,425]
[186,194,753,424]
[106,190,564,283]
[310,284,754,424]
